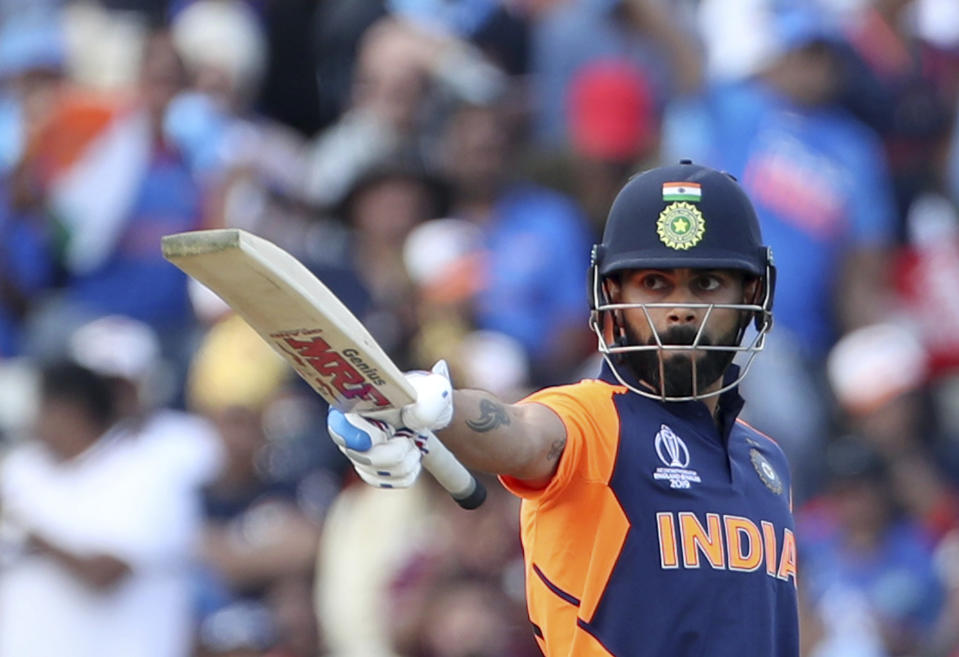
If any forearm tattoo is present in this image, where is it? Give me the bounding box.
[465,399,511,432]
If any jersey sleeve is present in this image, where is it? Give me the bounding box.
[499,380,622,504]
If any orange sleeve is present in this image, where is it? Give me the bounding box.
[499,380,627,656]
[499,380,623,504]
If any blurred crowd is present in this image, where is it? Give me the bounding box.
[0,0,958,656]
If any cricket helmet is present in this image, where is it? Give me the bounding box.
[589,160,775,401]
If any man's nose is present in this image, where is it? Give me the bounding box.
[666,306,698,325]
[664,289,699,325]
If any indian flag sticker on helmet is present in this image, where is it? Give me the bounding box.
[662,181,701,202]
[657,202,705,250]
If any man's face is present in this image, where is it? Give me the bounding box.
[441,106,509,199]
[34,397,100,460]
[607,268,755,397]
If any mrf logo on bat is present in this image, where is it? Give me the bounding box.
[271,329,391,407]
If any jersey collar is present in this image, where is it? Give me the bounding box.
[598,360,746,441]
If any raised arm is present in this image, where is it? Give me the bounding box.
[327,364,570,495]
[437,390,567,487]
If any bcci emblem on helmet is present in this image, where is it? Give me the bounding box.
[657,202,705,250]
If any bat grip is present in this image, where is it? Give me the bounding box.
[420,431,486,509]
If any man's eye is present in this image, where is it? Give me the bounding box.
[642,276,667,290]
[696,276,721,291]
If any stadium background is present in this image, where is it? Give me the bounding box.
[1,0,959,655]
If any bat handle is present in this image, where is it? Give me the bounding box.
[419,431,486,509]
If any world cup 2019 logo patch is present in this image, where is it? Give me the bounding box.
[750,448,784,495]
[657,202,705,250]
[653,424,701,489]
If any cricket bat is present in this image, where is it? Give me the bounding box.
[162,228,485,509]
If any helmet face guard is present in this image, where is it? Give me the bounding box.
[589,161,776,402]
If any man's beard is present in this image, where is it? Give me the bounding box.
[622,323,740,398]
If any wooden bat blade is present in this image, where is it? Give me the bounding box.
[162,228,415,413]
[163,228,485,510]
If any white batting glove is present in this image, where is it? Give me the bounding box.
[399,359,454,432]
[327,408,425,489]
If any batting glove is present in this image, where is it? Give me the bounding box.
[361,360,454,432]
[399,359,454,432]
[327,409,425,489]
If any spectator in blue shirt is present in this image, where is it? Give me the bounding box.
[434,100,596,385]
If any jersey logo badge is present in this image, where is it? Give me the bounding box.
[653,424,701,489]
[750,448,783,495]
[657,202,705,250]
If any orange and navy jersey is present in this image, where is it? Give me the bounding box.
[500,363,798,657]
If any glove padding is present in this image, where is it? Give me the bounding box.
[386,359,454,432]
[328,408,425,489]
[361,360,454,432]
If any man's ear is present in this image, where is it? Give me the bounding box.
[601,276,628,343]
[604,277,622,303]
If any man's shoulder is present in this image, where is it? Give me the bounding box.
[141,409,217,438]
[0,442,61,503]
[733,419,789,461]
[133,409,224,483]
[0,441,50,476]
[520,377,626,408]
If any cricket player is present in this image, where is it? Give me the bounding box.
[328,161,798,656]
